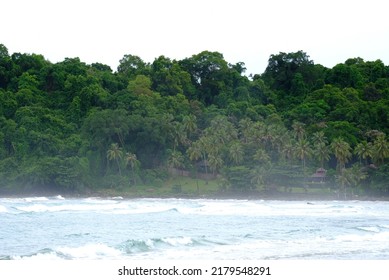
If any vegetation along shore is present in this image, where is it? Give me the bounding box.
[0,44,388,199]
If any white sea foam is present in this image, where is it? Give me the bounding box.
[16,202,129,213]
[55,195,65,200]
[11,244,124,260]
[16,204,48,212]
[57,243,123,259]
[0,205,7,213]
[83,197,117,203]
[162,236,193,246]
[335,232,389,242]
[24,197,49,202]
[161,199,369,217]
[12,252,63,260]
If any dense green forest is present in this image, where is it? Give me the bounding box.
[0,43,388,197]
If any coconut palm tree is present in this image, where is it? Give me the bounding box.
[168,150,185,170]
[294,138,312,174]
[182,114,197,138]
[372,134,389,166]
[336,164,367,198]
[281,141,295,164]
[331,138,352,174]
[313,141,330,169]
[311,131,328,146]
[238,118,254,144]
[354,141,373,165]
[229,141,244,165]
[107,143,123,175]
[125,152,139,185]
[335,168,352,199]
[187,137,211,182]
[187,142,202,162]
[171,122,188,151]
[260,124,276,149]
[208,153,223,175]
[168,150,185,186]
[253,148,271,165]
[207,115,238,145]
[292,121,306,141]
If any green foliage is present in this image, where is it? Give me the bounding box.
[0,44,388,196]
[223,166,253,191]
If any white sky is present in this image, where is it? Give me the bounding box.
[1,0,388,75]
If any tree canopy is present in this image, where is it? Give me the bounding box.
[0,43,388,196]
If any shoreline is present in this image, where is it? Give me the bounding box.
[1,188,388,202]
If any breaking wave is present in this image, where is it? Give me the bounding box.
[6,237,208,260]
[2,197,389,259]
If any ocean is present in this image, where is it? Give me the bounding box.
[1,196,389,260]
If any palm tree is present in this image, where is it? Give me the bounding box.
[186,141,202,191]
[125,152,139,185]
[331,137,352,174]
[229,141,244,165]
[260,124,276,149]
[336,164,367,199]
[335,168,352,199]
[281,142,294,163]
[182,114,197,138]
[187,142,202,162]
[171,122,188,151]
[168,150,185,170]
[208,153,223,174]
[349,164,368,196]
[313,142,330,169]
[372,134,389,166]
[354,141,373,165]
[188,138,210,182]
[311,131,328,146]
[207,115,238,145]
[168,150,185,187]
[292,121,306,141]
[294,138,312,174]
[238,118,254,144]
[273,127,290,155]
[107,143,123,175]
[253,148,271,166]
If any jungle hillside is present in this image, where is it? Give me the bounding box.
[0,44,388,198]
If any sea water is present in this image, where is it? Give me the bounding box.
[1,196,389,260]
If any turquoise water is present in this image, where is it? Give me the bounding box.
[1,197,389,259]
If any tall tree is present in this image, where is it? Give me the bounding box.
[294,138,313,174]
[312,131,330,168]
[292,121,306,141]
[262,50,320,110]
[354,141,373,165]
[179,51,231,104]
[229,141,244,165]
[107,143,123,176]
[313,142,330,169]
[372,134,389,166]
[331,138,352,173]
[125,152,139,185]
[182,114,197,138]
[117,54,148,79]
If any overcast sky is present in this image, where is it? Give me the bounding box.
[1,0,388,75]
